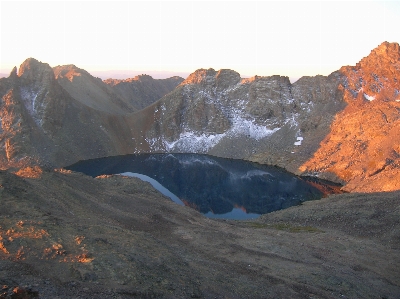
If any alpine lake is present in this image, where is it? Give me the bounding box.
[65,153,342,220]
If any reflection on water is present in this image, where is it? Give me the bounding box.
[66,154,341,220]
[120,172,184,206]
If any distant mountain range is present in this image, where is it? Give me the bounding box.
[1,41,399,192]
[90,69,190,80]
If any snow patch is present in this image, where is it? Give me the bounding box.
[228,116,279,140]
[19,86,48,126]
[164,131,225,153]
[160,119,279,153]
[294,136,303,146]
[145,82,288,153]
[20,87,39,117]
[363,93,375,101]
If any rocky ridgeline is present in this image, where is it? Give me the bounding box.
[104,74,184,110]
[53,64,136,114]
[0,42,399,192]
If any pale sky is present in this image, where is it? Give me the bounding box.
[1,0,400,80]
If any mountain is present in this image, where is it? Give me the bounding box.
[104,74,184,110]
[129,69,345,175]
[53,65,183,113]
[0,58,136,168]
[299,42,400,192]
[1,42,399,192]
[1,44,400,297]
[128,42,400,192]
[0,59,183,169]
[90,69,189,81]
[53,64,137,114]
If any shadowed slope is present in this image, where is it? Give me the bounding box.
[53,64,137,114]
[104,74,184,110]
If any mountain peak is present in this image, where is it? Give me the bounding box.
[373,41,399,56]
[17,58,55,86]
[132,74,154,81]
[180,68,240,88]
[358,41,400,68]
[53,64,92,82]
[180,68,217,85]
[9,66,17,79]
[103,74,155,86]
[337,41,400,103]
[18,58,53,79]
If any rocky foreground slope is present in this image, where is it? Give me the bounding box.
[0,168,399,298]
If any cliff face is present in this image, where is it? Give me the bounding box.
[300,42,400,192]
[104,74,184,110]
[129,69,345,175]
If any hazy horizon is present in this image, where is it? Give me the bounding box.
[1,63,302,82]
[1,1,400,80]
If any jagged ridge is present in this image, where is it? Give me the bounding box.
[1,42,400,192]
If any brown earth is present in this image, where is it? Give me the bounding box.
[0,168,399,298]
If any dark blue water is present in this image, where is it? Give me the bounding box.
[66,154,341,220]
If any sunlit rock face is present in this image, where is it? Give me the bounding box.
[300,42,400,192]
